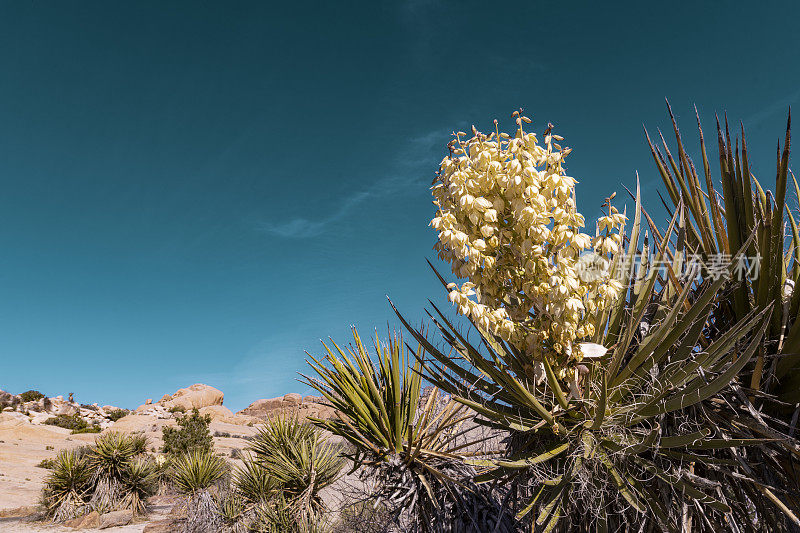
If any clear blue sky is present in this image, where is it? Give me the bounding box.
[0,1,797,410]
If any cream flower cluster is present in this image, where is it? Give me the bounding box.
[431,111,626,371]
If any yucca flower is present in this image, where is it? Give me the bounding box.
[431,112,625,374]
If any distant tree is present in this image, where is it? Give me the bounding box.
[161,408,213,455]
[20,390,45,402]
[106,408,130,422]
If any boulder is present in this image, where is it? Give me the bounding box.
[38,397,53,412]
[283,393,302,404]
[99,509,133,529]
[199,405,262,425]
[65,510,100,529]
[30,411,52,425]
[0,389,14,403]
[56,403,79,416]
[110,413,176,434]
[161,384,224,410]
[0,505,38,518]
[0,411,29,427]
[237,398,284,416]
[199,405,234,420]
[23,399,47,413]
[237,394,336,421]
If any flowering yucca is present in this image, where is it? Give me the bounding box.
[431,111,625,373]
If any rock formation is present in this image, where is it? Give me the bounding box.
[0,388,124,429]
[132,384,260,425]
[237,393,336,421]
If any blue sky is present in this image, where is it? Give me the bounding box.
[0,1,797,410]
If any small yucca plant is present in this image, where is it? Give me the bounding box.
[303,329,514,532]
[248,415,343,515]
[170,448,228,495]
[233,454,277,504]
[87,431,145,482]
[214,491,247,533]
[41,449,93,521]
[250,494,329,533]
[120,457,158,516]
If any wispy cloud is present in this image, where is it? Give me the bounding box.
[260,127,450,239]
[744,88,800,128]
[260,191,370,238]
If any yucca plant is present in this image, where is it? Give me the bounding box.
[247,415,343,516]
[644,104,798,390]
[642,103,800,517]
[387,107,800,531]
[186,488,223,533]
[120,457,158,516]
[250,494,329,533]
[214,491,248,533]
[41,449,93,521]
[88,477,121,515]
[394,203,796,530]
[303,329,515,532]
[249,414,317,458]
[233,453,277,504]
[170,448,228,495]
[87,431,145,482]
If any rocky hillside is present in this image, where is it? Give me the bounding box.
[0,383,340,524]
[0,384,337,430]
[0,389,126,430]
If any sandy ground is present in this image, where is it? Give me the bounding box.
[0,517,148,532]
[0,412,261,531]
[0,419,97,514]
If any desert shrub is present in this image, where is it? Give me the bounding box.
[170,448,227,494]
[41,449,92,521]
[19,389,45,402]
[161,408,213,455]
[214,430,231,438]
[106,408,129,421]
[169,405,186,414]
[71,425,102,434]
[44,414,88,431]
[37,458,56,469]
